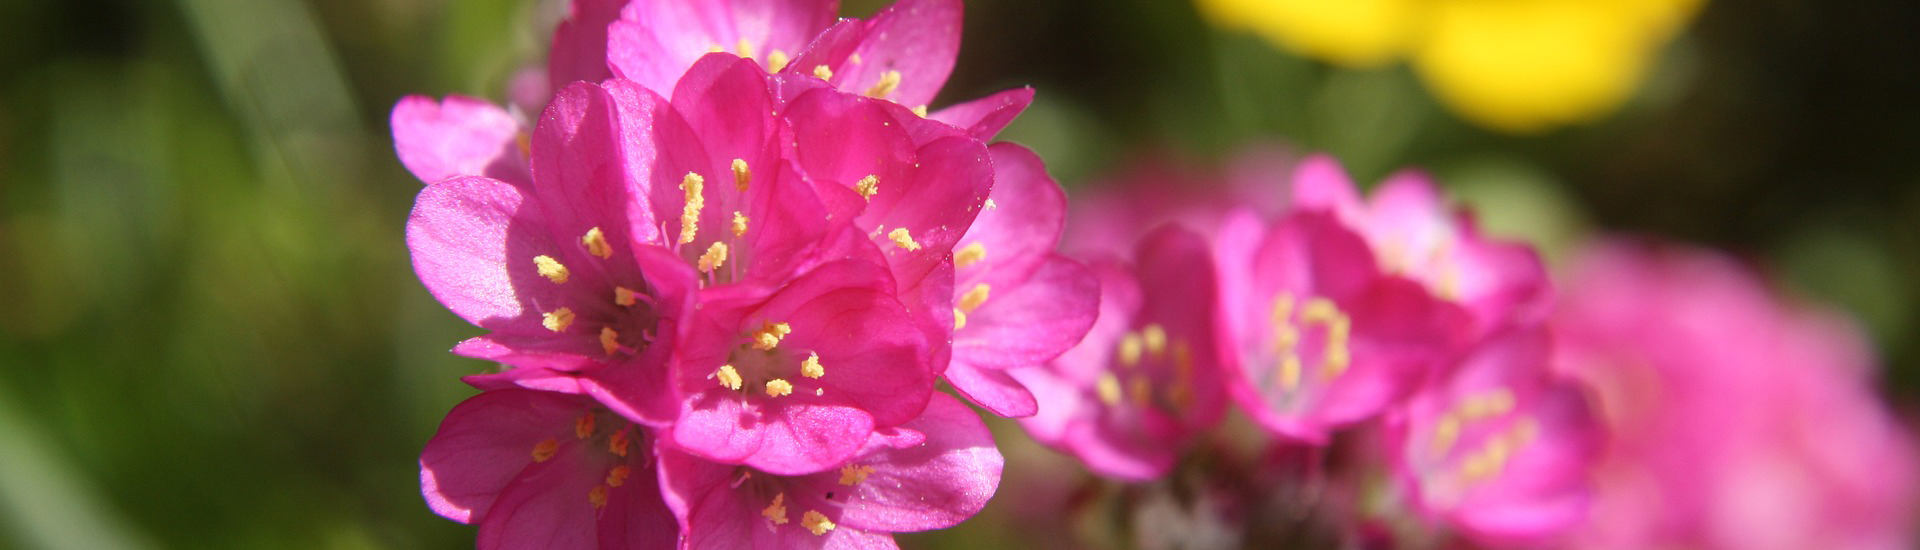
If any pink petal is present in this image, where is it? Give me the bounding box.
[1287,153,1362,215]
[944,362,1037,417]
[533,80,665,248]
[834,393,1003,532]
[391,95,528,185]
[929,87,1034,141]
[955,143,1065,292]
[953,255,1100,371]
[607,0,837,93]
[474,441,605,550]
[547,0,625,91]
[670,53,778,183]
[406,176,562,333]
[420,390,590,523]
[835,0,962,108]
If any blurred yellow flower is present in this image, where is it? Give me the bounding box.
[1197,0,1706,133]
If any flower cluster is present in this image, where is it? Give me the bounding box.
[394,0,1097,547]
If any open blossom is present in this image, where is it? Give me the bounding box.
[659,393,1003,549]
[1013,227,1230,480]
[1384,327,1600,547]
[420,389,678,549]
[1289,155,1550,338]
[1554,241,1918,550]
[1214,209,1469,444]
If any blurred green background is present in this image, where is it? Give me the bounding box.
[1,0,1915,547]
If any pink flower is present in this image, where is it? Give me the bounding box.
[1554,240,1919,550]
[1214,210,1469,444]
[1383,327,1601,546]
[942,144,1101,418]
[1012,227,1231,480]
[391,95,531,186]
[1063,145,1296,256]
[659,393,1003,549]
[419,389,677,549]
[1288,154,1550,337]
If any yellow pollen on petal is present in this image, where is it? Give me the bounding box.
[887,228,921,251]
[543,308,576,332]
[731,158,751,191]
[954,242,987,268]
[732,211,749,237]
[716,365,743,390]
[953,308,967,330]
[763,493,790,525]
[801,353,824,379]
[767,50,791,72]
[1462,388,1517,420]
[600,326,621,355]
[1431,413,1461,455]
[615,286,640,307]
[534,255,570,283]
[575,414,596,439]
[855,174,879,200]
[1096,373,1123,406]
[589,485,609,508]
[582,227,612,259]
[1278,353,1302,391]
[801,510,836,535]
[849,53,863,64]
[1117,333,1143,367]
[958,284,990,313]
[698,242,729,272]
[608,429,631,457]
[812,65,833,80]
[910,105,928,117]
[606,465,631,487]
[736,38,754,58]
[751,321,792,350]
[1141,324,1168,358]
[865,70,902,98]
[531,439,560,462]
[838,464,876,486]
[678,172,706,244]
[765,379,794,397]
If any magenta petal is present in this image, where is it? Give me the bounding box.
[748,404,881,475]
[391,95,528,185]
[1288,153,1363,213]
[670,53,778,179]
[420,390,589,523]
[944,362,1038,417]
[836,0,961,108]
[928,87,1034,141]
[954,255,1100,371]
[547,0,625,91]
[955,143,1065,291]
[595,459,680,550]
[406,176,560,333]
[835,393,1003,532]
[534,80,665,247]
[474,441,602,550]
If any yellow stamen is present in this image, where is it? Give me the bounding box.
[1431,414,1461,454]
[849,53,863,64]
[1117,333,1143,367]
[531,439,559,462]
[606,465,631,487]
[735,38,754,58]
[582,227,612,259]
[1141,324,1168,358]
[765,379,794,397]
[589,485,608,508]
[838,464,876,486]
[763,493,790,525]
[615,286,640,307]
[678,172,705,244]
[608,429,630,457]
[716,365,743,390]
[801,353,824,379]
[731,211,748,237]
[855,174,879,200]
[767,50,791,72]
[1096,373,1123,406]
[751,321,792,350]
[887,228,921,251]
[910,105,928,117]
[534,255,569,283]
[543,308,576,332]
[575,414,596,439]
[801,510,836,535]
[1278,354,1302,391]
[958,284,990,313]
[812,65,833,80]
[953,308,967,330]
[865,70,902,98]
[954,242,987,268]
[731,158,751,191]
[600,326,621,355]
[698,242,729,272]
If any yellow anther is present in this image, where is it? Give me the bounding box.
[735,38,754,58]
[600,326,621,355]
[1096,373,1123,406]
[865,70,902,98]
[531,439,560,462]
[954,242,987,268]
[1322,345,1351,378]
[1302,297,1341,324]
[1278,354,1302,391]
[716,365,743,390]
[849,53,863,64]
[958,284,990,313]
[582,227,612,259]
[953,308,968,330]
[1431,414,1461,454]
[910,105,928,118]
[1462,388,1516,420]
[763,493,790,525]
[678,172,705,244]
[589,485,608,508]
[801,510,836,535]
[731,211,748,237]
[765,379,794,397]
[751,321,792,350]
[615,286,640,307]
[606,465,631,487]
[608,429,630,457]
[534,255,570,283]
[575,414,596,439]
[698,242,729,272]
[1270,292,1296,323]
[1438,267,1462,301]
[801,353,824,379]
[543,308,576,332]
[1141,324,1168,357]
[887,228,921,251]
[707,43,724,53]
[767,50,791,73]
[731,158,751,191]
[855,174,879,200]
[812,65,833,80]
[1128,375,1152,406]
[838,464,876,486]
[1117,333,1143,367]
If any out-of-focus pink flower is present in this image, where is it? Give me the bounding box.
[420,389,677,549]
[1013,226,1231,480]
[1555,240,1919,550]
[1214,210,1469,444]
[1064,145,1296,256]
[1384,327,1600,547]
[1289,155,1550,337]
[660,393,1003,549]
[391,95,532,186]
